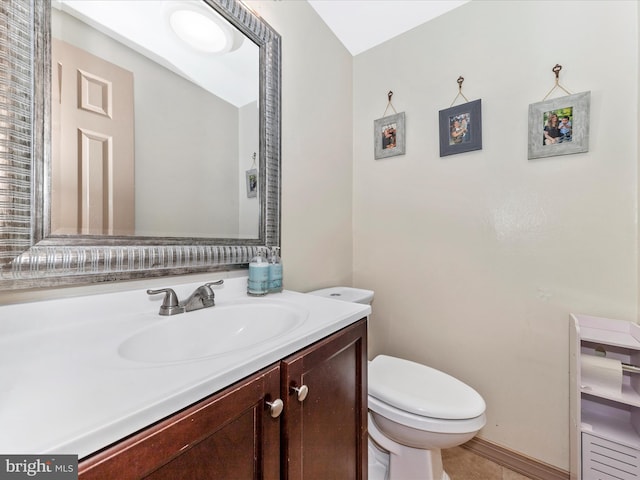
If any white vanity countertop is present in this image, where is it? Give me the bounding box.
[0,277,370,458]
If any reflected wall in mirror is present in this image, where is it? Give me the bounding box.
[0,0,281,290]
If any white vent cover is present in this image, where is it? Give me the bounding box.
[582,433,640,480]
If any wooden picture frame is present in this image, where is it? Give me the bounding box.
[374,112,406,159]
[528,91,590,160]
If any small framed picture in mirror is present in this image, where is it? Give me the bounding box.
[246,169,258,198]
[374,112,406,160]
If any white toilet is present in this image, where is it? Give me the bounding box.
[307,287,486,480]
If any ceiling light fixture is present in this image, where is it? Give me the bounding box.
[168,4,232,54]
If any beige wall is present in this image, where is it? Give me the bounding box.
[246,1,355,293]
[353,0,638,470]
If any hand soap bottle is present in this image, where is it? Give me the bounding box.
[248,248,270,296]
[268,246,282,293]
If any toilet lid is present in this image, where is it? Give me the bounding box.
[368,355,486,420]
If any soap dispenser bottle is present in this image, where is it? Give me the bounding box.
[248,248,270,296]
[268,246,282,293]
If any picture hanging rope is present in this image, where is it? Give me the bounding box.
[382,90,397,117]
[450,76,469,107]
[542,64,572,100]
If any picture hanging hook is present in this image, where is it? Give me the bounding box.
[388,91,393,102]
[457,76,464,91]
[552,64,562,80]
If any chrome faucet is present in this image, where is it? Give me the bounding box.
[147,280,224,316]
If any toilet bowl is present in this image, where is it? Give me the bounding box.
[368,355,486,480]
[307,286,487,480]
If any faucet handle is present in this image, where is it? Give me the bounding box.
[202,279,224,297]
[147,288,185,316]
[199,280,224,306]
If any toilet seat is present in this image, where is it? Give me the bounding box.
[369,355,486,424]
[369,395,486,434]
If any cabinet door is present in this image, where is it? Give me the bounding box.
[281,318,368,480]
[79,364,281,480]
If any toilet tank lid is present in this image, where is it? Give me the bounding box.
[307,286,374,304]
[368,355,486,420]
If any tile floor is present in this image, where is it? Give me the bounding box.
[442,447,534,480]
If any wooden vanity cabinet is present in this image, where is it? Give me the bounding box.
[78,318,367,480]
[281,318,368,480]
[79,365,282,480]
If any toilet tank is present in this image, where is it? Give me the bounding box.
[307,286,374,305]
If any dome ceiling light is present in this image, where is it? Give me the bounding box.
[167,2,239,54]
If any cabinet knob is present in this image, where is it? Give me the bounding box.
[291,385,309,402]
[266,398,284,418]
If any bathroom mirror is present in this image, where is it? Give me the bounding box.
[0,0,281,290]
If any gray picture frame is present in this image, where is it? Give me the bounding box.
[438,99,482,157]
[374,112,406,159]
[528,91,590,160]
[246,169,258,198]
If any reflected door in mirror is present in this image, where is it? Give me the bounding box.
[52,38,135,235]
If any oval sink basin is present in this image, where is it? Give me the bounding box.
[119,302,308,363]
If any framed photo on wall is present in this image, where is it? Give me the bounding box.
[246,168,258,198]
[438,99,482,157]
[374,112,406,159]
[527,91,590,160]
